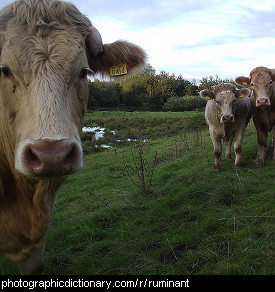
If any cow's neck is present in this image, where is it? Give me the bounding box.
[0,155,64,260]
[254,106,275,132]
[253,84,275,132]
[0,159,64,218]
[222,123,233,142]
[271,84,275,108]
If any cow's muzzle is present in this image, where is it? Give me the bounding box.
[256,97,271,107]
[221,115,235,123]
[16,139,82,178]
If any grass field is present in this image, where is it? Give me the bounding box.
[1,110,274,275]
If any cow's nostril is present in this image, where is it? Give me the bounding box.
[64,145,76,167]
[26,147,41,169]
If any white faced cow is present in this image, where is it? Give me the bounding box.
[235,66,275,162]
[0,0,146,274]
[200,83,251,171]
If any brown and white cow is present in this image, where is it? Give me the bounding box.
[0,0,146,274]
[235,66,275,162]
[200,83,251,171]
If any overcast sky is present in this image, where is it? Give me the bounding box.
[1,0,275,81]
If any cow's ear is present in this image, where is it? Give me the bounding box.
[87,40,147,78]
[235,76,250,86]
[237,88,250,98]
[270,69,275,81]
[199,89,214,100]
[85,26,104,57]
[0,32,4,56]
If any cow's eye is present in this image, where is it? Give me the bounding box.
[215,100,221,105]
[269,80,272,85]
[79,68,93,79]
[1,67,13,78]
[79,69,88,79]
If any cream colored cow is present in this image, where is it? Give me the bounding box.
[0,0,146,274]
[200,83,251,171]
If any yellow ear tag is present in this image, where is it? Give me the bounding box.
[205,95,212,100]
[110,64,127,77]
[242,82,248,86]
[239,93,245,98]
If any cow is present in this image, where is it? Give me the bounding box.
[0,0,146,274]
[235,66,275,162]
[200,83,251,171]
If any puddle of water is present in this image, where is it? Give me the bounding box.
[82,126,148,148]
[82,126,115,149]
[82,126,115,140]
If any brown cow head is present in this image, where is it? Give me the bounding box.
[200,83,250,124]
[235,66,275,107]
[0,0,146,179]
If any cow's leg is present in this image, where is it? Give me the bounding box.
[233,129,244,169]
[18,241,44,275]
[272,127,275,160]
[256,128,268,162]
[210,129,222,171]
[225,136,233,159]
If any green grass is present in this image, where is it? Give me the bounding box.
[1,111,274,275]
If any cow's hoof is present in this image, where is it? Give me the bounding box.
[235,163,242,169]
[214,166,221,172]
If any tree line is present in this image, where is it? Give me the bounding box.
[87,64,234,111]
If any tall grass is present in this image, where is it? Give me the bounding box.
[1,111,274,275]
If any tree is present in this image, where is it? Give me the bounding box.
[87,80,120,109]
[87,65,239,111]
[120,65,200,110]
[199,75,234,90]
